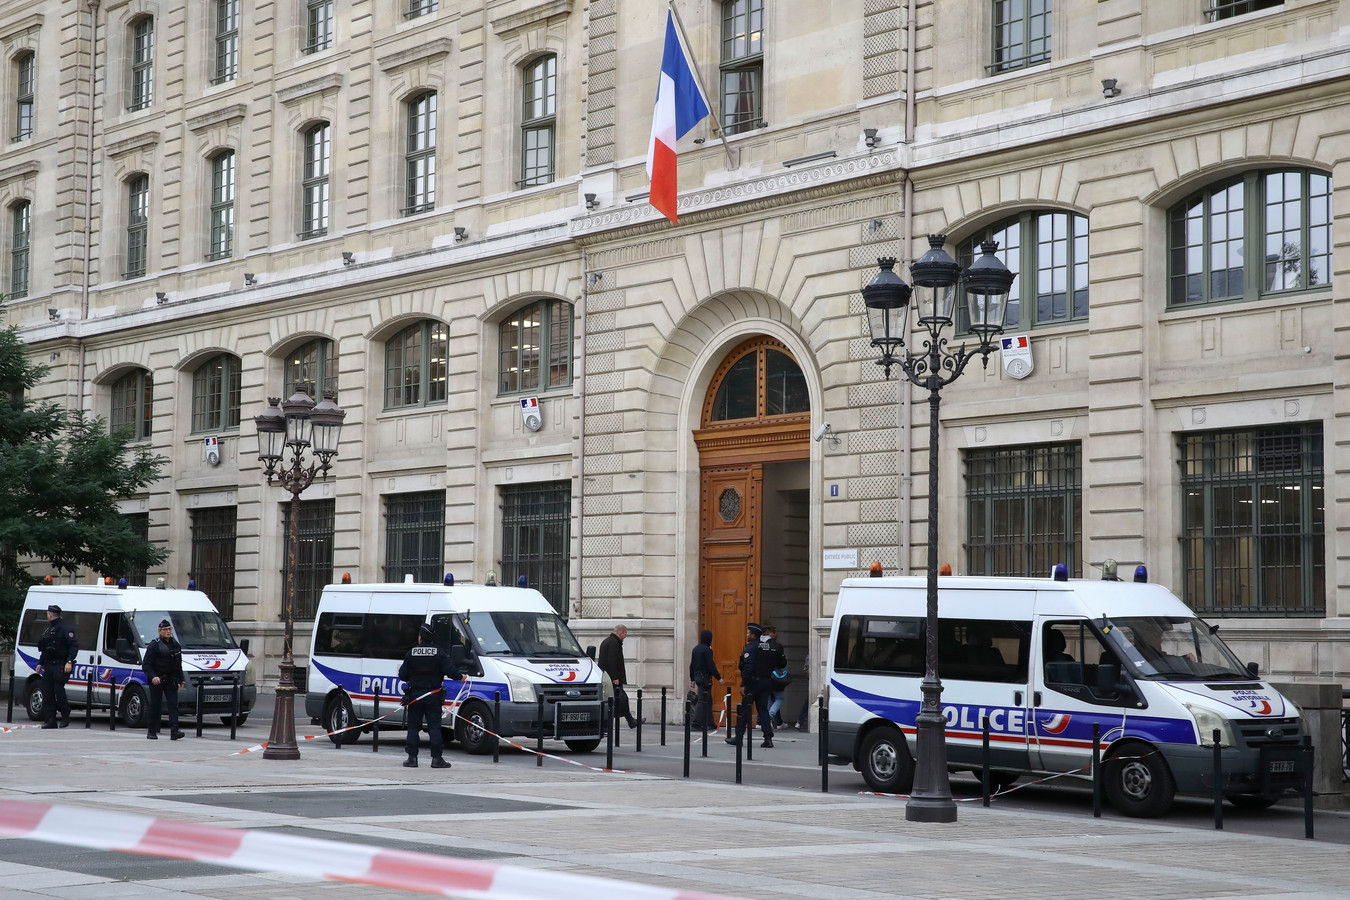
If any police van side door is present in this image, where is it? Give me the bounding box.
[937,614,1034,774]
[1031,618,1134,775]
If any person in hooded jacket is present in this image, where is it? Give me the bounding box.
[142,619,186,740]
[688,629,722,731]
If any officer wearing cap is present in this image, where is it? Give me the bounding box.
[36,605,78,729]
[726,622,783,749]
[141,619,186,740]
[398,622,462,768]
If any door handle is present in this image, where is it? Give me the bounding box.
[1033,691,1042,707]
[1014,691,1023,706]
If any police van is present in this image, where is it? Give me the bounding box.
[12,580,255,728]
[304,577,605,753]
[826,569,1305,817]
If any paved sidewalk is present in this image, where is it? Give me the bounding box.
[1,720,1348,899]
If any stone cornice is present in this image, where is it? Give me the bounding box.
[277,73,343,105]
[105,130,160,158]
[490,0,572,37]
[0,159,38,184]
[1,13,43,39]
[377,38,453,73]
[187,104,247,133]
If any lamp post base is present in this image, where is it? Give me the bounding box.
[905,681,957,823]
[262,663,301,760]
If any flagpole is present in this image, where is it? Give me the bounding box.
[666,0,738,171]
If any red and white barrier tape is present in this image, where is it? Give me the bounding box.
[0,798,747,900]
[228,685,454,757]
[0,723,47,734]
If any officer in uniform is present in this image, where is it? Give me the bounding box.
[142,619,186,740]
[726,622,784,749]
[36,604,78,729]
[398,623,462,768]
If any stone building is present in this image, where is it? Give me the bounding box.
[5,0,1348,713]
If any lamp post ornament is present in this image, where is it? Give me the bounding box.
[862,234,1015,822]
[253,386,346,760]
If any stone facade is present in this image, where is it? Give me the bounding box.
[4,0,1349,699]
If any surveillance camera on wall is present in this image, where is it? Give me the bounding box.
[814,423,840,446]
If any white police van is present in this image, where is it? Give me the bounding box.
[304,577,605,753]
[826,569,1305,817]
[12,580,255,728]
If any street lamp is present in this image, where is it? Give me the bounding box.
[253,386,346,759]
[863,235,1015,822]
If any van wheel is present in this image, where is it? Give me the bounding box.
[24,680,44,721]
[455,703,494,755]
[324,695,360,746]
[969,769,1020,792]
[121,685,149,729]
[1104,743,1175,817]
[219,715,249,727]
[859,727,914,794]
[565,739,601,754]
[1225,792,1280,810]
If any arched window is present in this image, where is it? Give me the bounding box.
[191,354,242,433]
[385,320,448,409]
[521,55,556,187]
[499,299,571,393]
[129,17,154,111]
[209,150,235,260]
[301,122,330,238]
[286,338,338,398]
[126,174,150,279]
[405,91,437,215]
[958,211,1089,332]
[14,51,34,140]
[111,370,154,441]
[703,337,808,426]
[10,200,29,298]
[1168,169,1331,307]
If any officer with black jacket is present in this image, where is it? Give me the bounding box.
[398,623,462,768]
[142,619,186,740]
[727,622,784,749]
[36,604,78,729]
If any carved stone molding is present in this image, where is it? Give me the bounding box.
[277,73,343,106]
[1,13,43,47]
[106,130,160,158]
[188,104,247,133]
[0,160,39,184]
[377,38,453,73]
[490,0,572,37]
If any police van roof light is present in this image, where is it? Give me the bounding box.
[517,575,527,587]
[188,579,197,590]
[869,561,883,578]
[117,578,128,589]
[404,574,415,584]
[939,563,951,576]
[341,572,352,584]
[156,577,166,589]
[443,573,454,586]
[1052,563,1068,582]
[1133,565,1148,583]
[43,575,52,585]
[104,577,113,585]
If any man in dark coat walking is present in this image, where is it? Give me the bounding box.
[598,624,643,728]
[36,605,78,729]
[142,619,186,740]
[688,629,721,730]
[398,623,461,768]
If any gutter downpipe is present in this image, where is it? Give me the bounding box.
[898,0,917,575]
[575,247,589,621]
[77,0,102,411]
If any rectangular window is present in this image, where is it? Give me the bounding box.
[10,201,29,299]
[966,442,1082,578]
[281,498,335,620]
[301,124,330,238]
[126,175,149,279]
[15,53,34,140]
[124,512,150,586]
[407,0,438,17]
[306,0,334,54]
[314,612,364,656]
[991,0,1051,74]
[500,482,571,616]
[1180,424,1324,615]
[209,152,235,261]
[404,93,436,214]
[191,507,237,620]
[1206,1,1282,21]
[720,0,763,135]
[383,491,445,584]
[214,0,240,84]
[130,18,154,111]
[833,615,1031,683]
[520,56,556,187]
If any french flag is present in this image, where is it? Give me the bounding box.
[646,11,710,223]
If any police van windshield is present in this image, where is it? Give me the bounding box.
[1104,616,1249,681]
[465,611,585,658]
[129,610,237,650]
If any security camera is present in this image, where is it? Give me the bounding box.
[813,423,831,442]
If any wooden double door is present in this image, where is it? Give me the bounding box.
[698,464,763,695]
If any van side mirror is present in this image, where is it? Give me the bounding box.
[239,638,250,658]
[1096,662,1121,696]
[586,645,596,660]
[1246,661,1259,678]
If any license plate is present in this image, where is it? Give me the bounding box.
[204,692,234,703]
[561,712,589,722]
[1268,760,1295,773]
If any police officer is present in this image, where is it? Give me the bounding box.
[727,623,784,749]
[36,604,78,729]
[399,623,462,768]
[142,619,186,740]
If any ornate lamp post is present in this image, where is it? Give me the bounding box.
[254,387,346,759]
[863,235,1015,822]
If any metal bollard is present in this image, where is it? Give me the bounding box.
[108,673,116,731]
[493,692,501,764]
[229,681,240,741]
[734,705,743,785]
[636,688,643,753]
[723,690,731,737]
[1212,729,1223,830]
[85,674,93,729]
[196,682,205,738]
[1303,735,1315,840]
[745,701,753,762]
[660,686,667,746]
[982,716,991,807]
[1091,723,1102,818]
[701,696,709,759]
[536,695,544,767]
[6,671,14,723]
[818,696,828,794]
[372,684,381,753]
[605,698,614,771]
[683,698,691,778]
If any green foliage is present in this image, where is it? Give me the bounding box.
[0,324,168,644]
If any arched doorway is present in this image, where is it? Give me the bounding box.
[694,337,811,708]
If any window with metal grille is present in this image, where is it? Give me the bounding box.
[281,499,335,620]
[721,0,763,135]
[407,0,438,19]
[1180,424,1324,615]
[500,482,571,616]
[383,492,445,583]
[498,299,572,394]
[957,211,1088,333]
[966,443,1082,577]
[1205,0,1282,21]
[124,512,150,586]
[10,200,29,299]
[285,338,338,399]
[520,55,556,187]
[110,369,153,441]
[125,175,149,279]
[213,0,240,83]
[384,320,447,409]
[191,354,241,433]
[301,122,330,238]
[404,92,436,214]
[209,151,235,261]
[991,0,1051,74]
[305,0,333,54]
[130,17,154,111]
[15,51,33,140]
[191,507,237,620]
[1168,169,1332,307]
